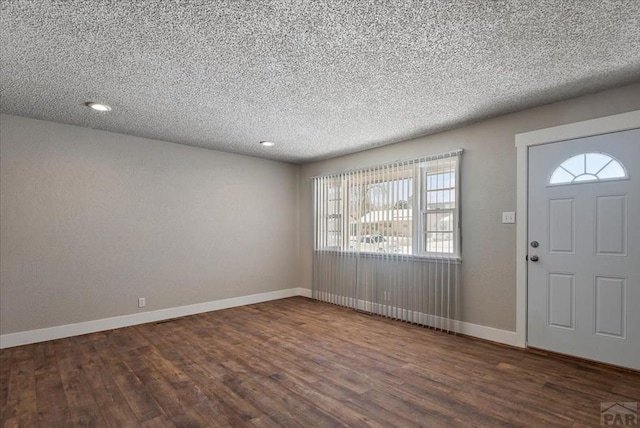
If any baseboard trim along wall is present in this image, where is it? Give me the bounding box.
[312,292,521,348]
[0,286,520,349]
[0,287,312,349]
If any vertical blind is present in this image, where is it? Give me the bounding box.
[312,149,462,333]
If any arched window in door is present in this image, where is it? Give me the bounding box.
[549,152,627,185]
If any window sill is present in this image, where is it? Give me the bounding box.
[314,249,462,264]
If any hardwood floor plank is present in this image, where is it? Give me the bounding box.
[93,331,164,424]
[55,338,109,427]
[33,342,71,426]
[0,347,14,411]
[78,334,144,427]
[139,414,177,428]
[1,355,36,423]
[2,412,37,428]
[1,296,639,427]
[135,322,263,425]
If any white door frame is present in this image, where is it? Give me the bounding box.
[514,110,640,348]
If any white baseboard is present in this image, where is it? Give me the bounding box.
[453,319,520,347]
[298,287,312,298]
[312,292,521,348]
[0,287,518,349]
[0,287,310,349]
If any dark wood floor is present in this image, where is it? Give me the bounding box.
[1,297,638,427]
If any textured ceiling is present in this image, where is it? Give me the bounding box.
[1,1,639,163]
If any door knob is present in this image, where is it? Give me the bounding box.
[530,255,539,262]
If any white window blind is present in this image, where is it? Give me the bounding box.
[312,149,463,333]
[313,149,462,258]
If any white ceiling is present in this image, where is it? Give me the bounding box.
[1,1,639,163]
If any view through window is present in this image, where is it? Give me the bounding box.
[314,152,461,258]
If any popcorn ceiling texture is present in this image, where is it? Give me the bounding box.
[1,0,639,163]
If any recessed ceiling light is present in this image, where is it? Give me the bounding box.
[260,141,275,147]
[85,102,112,112]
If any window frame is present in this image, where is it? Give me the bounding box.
[314,153,462,260]
[417,156,461,258]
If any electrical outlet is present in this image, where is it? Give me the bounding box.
[502,211,516,224]
[138,297,146,308]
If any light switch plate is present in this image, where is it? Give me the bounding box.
[502,211,516,224]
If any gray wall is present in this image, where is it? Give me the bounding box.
[299,83,640,332]
[2,83,639,337]
[0,114,300,335]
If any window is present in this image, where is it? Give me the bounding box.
[313,150,462,258]
[549,152,627,185]
[423,162,457,254]
[316,177,343,249]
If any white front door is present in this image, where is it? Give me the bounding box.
[527,128,640,370]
